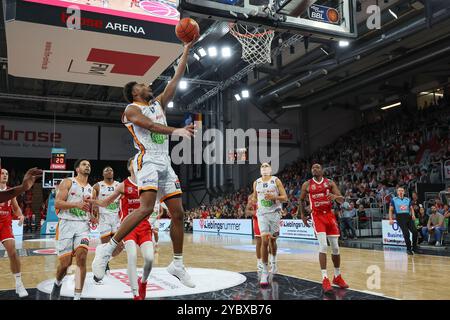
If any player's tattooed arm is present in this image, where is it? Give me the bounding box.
[54,179,90,212]
[329,181,345,204]
[299,181,310,227]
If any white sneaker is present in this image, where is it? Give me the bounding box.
[92,244,112,281]
[257,262,263,275]
[167,262,196,288]
[16,283,28,298]
[260,271,269,287]
[270,262,278,275]
[435,241,441,247]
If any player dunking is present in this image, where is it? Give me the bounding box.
[50,159,94,300]
[90,158,153,300]
[299,163,349,293]
[92,36,199,287]
[0,169,28,298]
[251,163,287,286]
[93,166,123,277]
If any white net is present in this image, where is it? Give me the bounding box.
[229,23,275,65]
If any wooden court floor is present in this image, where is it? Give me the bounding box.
[0,233,449,300]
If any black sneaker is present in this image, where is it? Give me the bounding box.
[407,249,414,255]
[49,282,62,300]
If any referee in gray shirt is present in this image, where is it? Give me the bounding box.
[340,202,357,239]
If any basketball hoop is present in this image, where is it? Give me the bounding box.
[228,23,274,65]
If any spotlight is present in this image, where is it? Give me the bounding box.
[234,94,241,101]
[241,90,249,98]
[168,101,174,108]
[339,40,350,47]
[381,102,401,110]
[179,80,188,90]
[388,8,398,19]
[208,47,218,57]
[221,47,232,58]
[198,47,207,57]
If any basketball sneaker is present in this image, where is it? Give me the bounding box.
[49,282,62,300]
[92,243,112,281]
[270,262,278,275]
[260,271,269,287]
[167,262,196,288]
[138,277,147,300]
[322,277,333,293]
[332,275,349,289]
[257,261,263,275]
[15,282,28,298]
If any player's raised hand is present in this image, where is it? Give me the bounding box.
[22,168,43,191]
[185,33,200,50]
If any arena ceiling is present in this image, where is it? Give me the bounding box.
[0,0,449,124]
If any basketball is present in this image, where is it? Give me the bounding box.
[175,17,200,43]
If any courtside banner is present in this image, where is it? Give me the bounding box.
[279,219,317,239]
[193,219,252,235]
[382,220,412,246]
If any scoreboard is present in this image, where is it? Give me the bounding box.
[50,148,67,170]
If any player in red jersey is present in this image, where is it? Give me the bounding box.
[245,195,263,274]
[90,158,153,300]
[299,164,349,293]
[0,169,28,297]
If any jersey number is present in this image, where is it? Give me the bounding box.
[107,187,114,192]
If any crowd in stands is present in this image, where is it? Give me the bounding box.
[3,97,449,236]
[186,99,450,226]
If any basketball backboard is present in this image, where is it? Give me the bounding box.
[177,0,357,39]
[42,170,74,189]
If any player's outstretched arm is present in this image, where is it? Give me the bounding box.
[157,36,199,109]
[54,179,90,212]
[125,105,194,138]
[0,168,42,203]
[88,182,124,208]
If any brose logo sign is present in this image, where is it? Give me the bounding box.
[0,125,61,143]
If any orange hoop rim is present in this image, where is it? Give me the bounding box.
[228,22,274,39]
